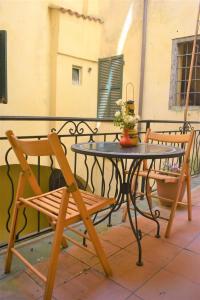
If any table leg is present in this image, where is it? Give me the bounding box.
[131,159,160,238]
[127,193,143,266]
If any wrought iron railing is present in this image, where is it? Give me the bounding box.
[0,116,200,249]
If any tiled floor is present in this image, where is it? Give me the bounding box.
[1,187,200,300]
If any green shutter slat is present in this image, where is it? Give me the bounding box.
[0,30,7,104]
[97,54,123,118]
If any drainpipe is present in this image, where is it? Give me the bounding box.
[49,7,60,131]
[138,0,148,120]
[82,0,88,15]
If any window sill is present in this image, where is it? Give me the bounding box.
[169,106,200,112]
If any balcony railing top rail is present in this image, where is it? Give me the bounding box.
[0,115,200,123]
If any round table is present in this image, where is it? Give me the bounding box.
[71,142,184,266]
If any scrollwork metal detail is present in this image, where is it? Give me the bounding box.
[51,121,98,135]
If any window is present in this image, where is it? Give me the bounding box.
[97,55,124,118]
[72,66,81,85]
[169,37,200,108]
[0,30,7,103]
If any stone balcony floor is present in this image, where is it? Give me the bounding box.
[1,186,200,300]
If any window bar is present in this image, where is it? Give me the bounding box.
[184,42,189,106]
[194,44,198,106]
[177,44,182,105]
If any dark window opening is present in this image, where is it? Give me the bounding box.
[72,66,81,85]
[0,30,7,104]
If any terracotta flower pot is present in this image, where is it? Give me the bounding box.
[120,128,138,147]
[156,179,186,207]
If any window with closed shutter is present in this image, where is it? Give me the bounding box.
[97,55,124,118]
[0,30,7,104]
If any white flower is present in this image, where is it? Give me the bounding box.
[124,115,135,124]
[116,99,124,106]
[114,98,140,129]
[121,106,126,116]
[114,111,121,118]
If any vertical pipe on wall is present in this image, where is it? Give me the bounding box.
[49,8,60,129]
[184,1,200,122]
[82,0,89,15]
[138,0,148,120]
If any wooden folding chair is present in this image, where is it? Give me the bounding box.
[122,128,194,238]
[5,130,115,300]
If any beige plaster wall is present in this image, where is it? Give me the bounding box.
[142,0,200,126]
[0,0,52,138]
[0,0,200,130]
[55,10,102,117]
[99,0,143,109]
[56,54,98,117]
[0,0,50,118]
[0,0,101,137]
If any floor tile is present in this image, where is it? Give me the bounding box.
[165,249,200,285]
[27,251,89,286]
[125,235,181,267]
[54,269,131,300]
[94,248,161,291]
[86,238,121,257]
[136,269,200,300]
[186,233,200,254]
[126,293,143,299]
[0,272,43,300]
[100,224,136,248]
[122,214,158,235]
[67,239,120,268]
[149,217,200,248]
[37,297,57,300]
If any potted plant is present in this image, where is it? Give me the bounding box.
[156,160,186,206]
[114,99,140,147]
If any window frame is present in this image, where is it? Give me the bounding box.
[169,35,200,111]
[72,65,82,86]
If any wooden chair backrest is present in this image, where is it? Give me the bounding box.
[144,128,195,174]
[6,130,78,196]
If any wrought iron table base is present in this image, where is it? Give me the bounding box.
[88,157,161,266]
[71,142,184,266]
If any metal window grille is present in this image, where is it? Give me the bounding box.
[176,40,200,106]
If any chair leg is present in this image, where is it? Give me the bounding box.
[44,189,69,300]
[84,217,112,276]
[165,177,185,238]
[61,236,68,248]
[5,202,20,273]
[186,174,192,221]
[122,200,130,222]
[146,181,152,209]
[44,224,65,300]
[49,220,68,249]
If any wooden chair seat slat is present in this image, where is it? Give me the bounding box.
[22,190,115,221]
[139,170,179,183]
[39,196,60,209]
[31,198,62,215]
